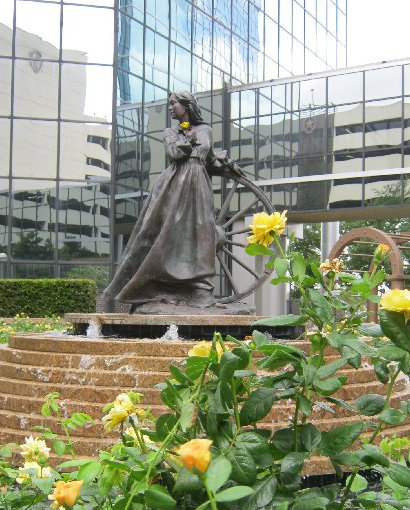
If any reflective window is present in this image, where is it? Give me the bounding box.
[12,263,55,278]
[305,0,316,17]
[328,72,363,105]
[117,73,143,105]
[14,60,59,119]
[0,0,14,57]
[0,59,12,116]
[327,1,336,34]
[171,0,191,48]
[249,2,262,49]
[0,119,10,178]
[0,179,8,252]
[292,39,305,75]
[279,28,292,72]
[365,174,402,205]
[193,8,212,61]
[59,264,110,288]
[57,181,110,262]
[146,0,169,37]
[214,0,231,27]
[259,87,272,116]
[120,18,143,78]
[193,56,212,92]
[305,13,317,54]
[60,122,111,181]
[213,22,231,73]
[337,9,346,45]
[170,43,191,88]
[404,65,410,96]
[144,83,168,103]
[15,1,61,60]
[232,35,248,83]
[293,2,304,43]
[64,0,114,5]
[279,0,292,33]
[365,66,402,101]
[265,17,278,64]
[265,0,278,21]
[10,180,57,261]
[12,120,58,179]
[145,29,169,89]
[293,78,326,111]
[62,5,114,65]
[61,64,113,122]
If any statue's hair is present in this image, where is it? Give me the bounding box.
[169,91,204,124]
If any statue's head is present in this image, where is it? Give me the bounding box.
[169,91,204,124]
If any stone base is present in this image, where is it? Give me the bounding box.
[131,301,256,316]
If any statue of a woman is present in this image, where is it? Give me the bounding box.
[104,91,219,310]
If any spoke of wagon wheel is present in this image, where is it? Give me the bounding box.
[222,198,259,229]
[216,181,239,224]
[217,252,239,294]
[225,227,251,237]
[221,246,259,278]
[225,240,246,248]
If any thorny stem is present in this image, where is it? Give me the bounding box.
[293,395,300,452]
[130,417,147,454]
[339,366,401,509]
[203,477,218,510]
[217,334,241,431]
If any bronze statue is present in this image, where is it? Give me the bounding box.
[104,91,221,310]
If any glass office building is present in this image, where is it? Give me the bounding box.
[6,0,407,293]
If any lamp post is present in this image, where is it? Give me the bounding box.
[0,253,7,279]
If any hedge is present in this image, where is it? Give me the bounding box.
[0,279,97,317]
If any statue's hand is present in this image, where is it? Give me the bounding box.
[176,141,193,154]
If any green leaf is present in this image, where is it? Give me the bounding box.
[379,310,410,352]
[302,365,317,386]
[156,413,178,441]
[56,458,93,469]
[360,444,390,468]
[215,486,254,502]
[185,356,209,379]
[180,402,196,432]
[32,476,55,494]
[239,387,277,425]
[246,243,273,256]
[219,351,240,383]
[209,382,233,414]
[377,345,408,361]
[228,447,256,485]
[318,422,364,456]
[374,361,390,384]
[316,357,347,379]
[308,289,334,325]
[272,428,297,453]
[235,432,269,455]
[234,370,255,378]
[355,394,385,416]
[206,457,232,493]
[242,476,277,510]
[346,473,368,493]
[252,330,271,348]
[252,314,308,327]
[297,394,313,416]
[338,334,376,356]
[331,452,362,467]
[301,423,322,451]
[144,485,176,509]
[173,467,203,495]
[169,364,192,384]
[326,397,355,412]
[275,257,289,278]
[98,466,119,497]
[293,496,329,510]
[52,440,66,456]
[291,252,306,281]
[370,269,387,289]
[379,408,406,425]
[77,460,102,485]
[358,323,383,337]
[387,462,410,488]
[313,377,342,396]
[280,452,308,488]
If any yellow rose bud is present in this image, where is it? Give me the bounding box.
[175,438,212,473]
[180,121,190,129]
[49,480,83,509]
[247,211,287,247]
[380,289,410,313]
[187,341,223,359]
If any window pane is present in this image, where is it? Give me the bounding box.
[64,0,114,6]
[365,66,402,101]
[193,56,212,92]
[265,0,278,21]
[365,174,402,206]
[213,22,230,73]
[145,29,169,89]
[0,119,10,178]
[171,0,191,47]
[12,263,55,278]
[328,72,363,105]
[61,64,113,121]
[0,179,8,252]
[146,0,169,37]
[13,120,58,179]
[0,0,14,57]
[14,59,59,119]
[293,78,326,111]
[59,264,110,288]
[265,17,278,63]
[16,1,61,59]
[117,73,143,106]
[0,59,12,116]
[279,0,292,33]
[60,122,111,181]
[58,182,110,261]
[170,43,191,88]
[11,180,57,260]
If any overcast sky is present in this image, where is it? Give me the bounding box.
[347,0,410,67]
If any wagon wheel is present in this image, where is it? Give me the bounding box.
[215,169,276,304]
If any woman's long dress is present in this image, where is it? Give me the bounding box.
[103,123,217,307]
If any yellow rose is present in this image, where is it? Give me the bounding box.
[380,289,410,313]
[48,480,83,509]
[180,121,190,129]
[175,438,212,473]
[319,258,343,274]
[188,341,223,359]
[20,436,50,463]
[374,243,390,264]
[102,393,146,432]
[247,211,287,247]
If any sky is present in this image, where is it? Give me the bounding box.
[347,0,410,67]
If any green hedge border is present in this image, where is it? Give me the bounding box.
[0,279,97,316]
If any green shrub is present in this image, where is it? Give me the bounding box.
[0,279,96,316]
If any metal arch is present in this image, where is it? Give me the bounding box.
[215,169,276,304]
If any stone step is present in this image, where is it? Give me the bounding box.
[0,360,168,387]
[0,346,184,372]
[8,334,349,358]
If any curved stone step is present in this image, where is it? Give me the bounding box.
[0,346,183,372]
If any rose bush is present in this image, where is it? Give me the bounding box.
[0,213,409,509]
